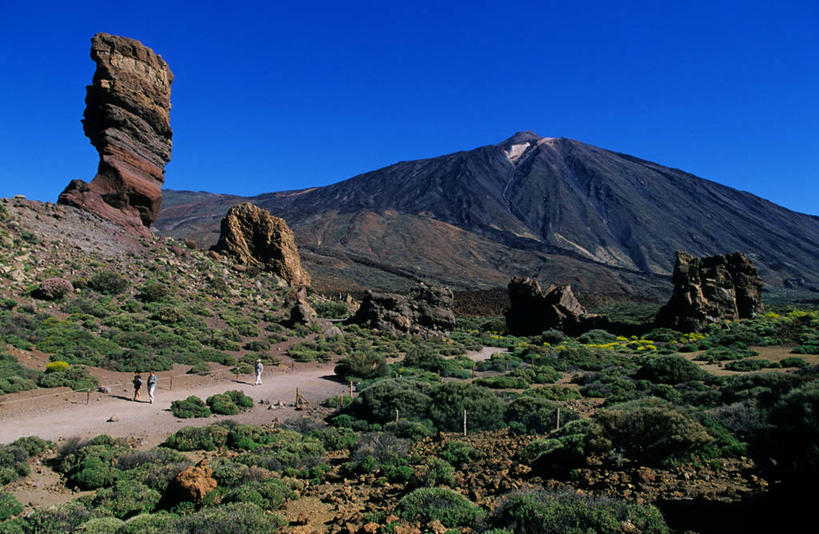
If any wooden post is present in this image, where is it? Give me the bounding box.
[505,360,509,371]
[531,355,535,368]
[170,375,173,391]
[395,408,399,422]
[87,389,90,405]
[338,395,343,408]
[296,387,300,407]
[556,407,561,430]
[463,409,467,437]
[349,380,354,397]
[472,364,476,378]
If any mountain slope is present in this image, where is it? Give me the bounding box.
[156,133,819,295]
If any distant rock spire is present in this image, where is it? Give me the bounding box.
[58,33,174,234]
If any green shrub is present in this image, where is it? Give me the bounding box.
[8,501,94,534]
[308,426,357,451]
[206,390,254,415]
[429,382,505,432]
[384,420,436,441]
[577,329,618,345]
[218,478,294,510]
[439,441,482,466]
[488,489,669,534]
[235,430,325,475]
[474,375,529,389]
[522,385,582,402]
[170,502,285,532]
[87,270,129,294]
[83,479,161,519]
[636,354,709,384]
[11,436,53,457]
[75,517,125,533]
[780,356,808,368]
[762,380,819,483]
[725,359,779,372]
[170,396,211,419]
[37,365,98,391]
[347,379,432,424]
[137,282,171,302]
[418,457,455,487]
[58,440,124,490]
[505,397,578,434]
[334,350,387,381]
[164,425,230,451]
[395,488,485,528]
[0,491,22,521]
[349,432,410,473]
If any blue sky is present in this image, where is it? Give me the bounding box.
[1,0,817,215]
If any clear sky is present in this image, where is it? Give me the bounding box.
[1,1,817,215]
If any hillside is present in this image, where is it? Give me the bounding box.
[156,132,819,296]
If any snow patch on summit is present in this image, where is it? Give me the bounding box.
[504,143,530,163]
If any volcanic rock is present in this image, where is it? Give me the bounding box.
[349,283,455,336]
[505,277,593,335]
[211,202,311,286]
[58,33,173,234]
[165,459,216,504]
[655,251,765,331]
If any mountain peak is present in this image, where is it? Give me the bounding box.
[499,131,542,147]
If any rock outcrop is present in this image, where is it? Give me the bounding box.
[655,251,764,331]
[349,283,455,336]
[286,287,342,338]
[211,202,310,286]
[505,277,593,335]
[58,33,173,234]
[165,460,217,504]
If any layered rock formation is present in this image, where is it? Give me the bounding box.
[349,283,455,336]
[655,251,764,331]
[58,33,173,234]
[505,277,594,335]
[211,203,311,286]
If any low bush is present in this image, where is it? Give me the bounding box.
[0,491,22,521]
[217,478,294,511]
[395,487,485,528]
[32,277,73,301]
[636,354,709,384]
[334,350,387,381]
[505,396,578,434]
[87,270,129,295]
[348,432,410,473]
[488,489,669,533]
[170,502,285,532]
[474,375,529,389]
[725,359,779,372]
[83,479,161,519]
[438,441,482,466]
[418,457,455,487]
[347,379,432,424]
[206,390,254,415]
[170,396,211,419]
[164,424,230,451]
[779,356,808,368]
[37,365,98,391]
[428,382,505,432]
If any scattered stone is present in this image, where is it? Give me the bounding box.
[655,251,765,331]
[165,459,217,504]
[98,386,111,394]
[106,415,118,422]
[58,33,174,234]
[211,202,311,286]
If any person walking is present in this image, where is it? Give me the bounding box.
[133,372,142,402]
[255,359,263,386]
[147,371,157,404]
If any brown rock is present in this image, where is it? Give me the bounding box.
[349,282,455,336]
[166,459,217,504]
[360,522,379,534]
[425,520,448,534]
[211,203,310,286]
[58,33,173,234]
[505,277,594,335]
[655,251,764,331]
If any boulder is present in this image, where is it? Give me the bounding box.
[349,283,455,336]
[655,251,765,331]
[165,459,217,504]
[505,277,592,335]
[58,33,173,234]
[211,203,310,286]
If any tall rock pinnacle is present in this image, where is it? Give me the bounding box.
[58,33,174,234]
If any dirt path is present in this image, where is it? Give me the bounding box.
[0,362,346,447]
